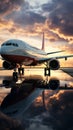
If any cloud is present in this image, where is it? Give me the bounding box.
[0,0,73,53]
[42,0,73,43]
[4,0,46,27]
[11,11,45,26]
[0,0,24,16]
[59,44,73,54]
[0,0,73,42]
[0,0,46,40]
[42,91,73,130]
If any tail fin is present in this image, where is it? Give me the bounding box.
[41,32,45,51]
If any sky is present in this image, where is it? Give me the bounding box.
[0,0,73,65]
[0,1,73,129]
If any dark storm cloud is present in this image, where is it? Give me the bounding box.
[0,0,24,15]
[3,0,46,27]
[13,11,45,26]
[0,0,73,44]
[42,2,56,12]
[42,0,73,42]
[42,91,73,130]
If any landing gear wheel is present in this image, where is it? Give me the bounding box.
[18,68,24,75]
[13,72,18,82]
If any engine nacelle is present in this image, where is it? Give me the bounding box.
[3,61,16,70]
[49,59,60,70]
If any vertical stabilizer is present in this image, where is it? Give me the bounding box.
[41,32,45,51]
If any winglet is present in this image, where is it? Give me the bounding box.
[41,32,45,51]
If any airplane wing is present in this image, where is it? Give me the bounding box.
[47,50,65,55]
[38,54,73,63]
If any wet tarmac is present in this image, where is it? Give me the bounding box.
[0,68,73,130]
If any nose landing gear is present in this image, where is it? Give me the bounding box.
[18,68,24,75]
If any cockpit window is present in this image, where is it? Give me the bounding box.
[2,43,5,46]
[6,43,12,46]
[2,43,18,47]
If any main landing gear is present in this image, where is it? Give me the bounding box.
[13,67,24,82]
[12,66,50,82]
[44,67,51,76]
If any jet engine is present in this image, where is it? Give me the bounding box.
[49,59,60,70]
[3,61,16,70]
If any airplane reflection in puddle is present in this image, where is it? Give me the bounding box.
[0,68,73,90]
[0,68,73,118]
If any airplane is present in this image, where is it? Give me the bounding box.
[0,33,73,82]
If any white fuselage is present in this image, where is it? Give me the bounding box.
[0,39,47,65]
